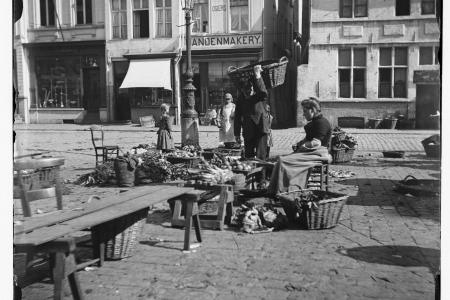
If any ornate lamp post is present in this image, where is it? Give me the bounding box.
[180,0,199,147]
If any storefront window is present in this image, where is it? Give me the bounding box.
[34,57,82,108]
[208,61,249,108]
[130,88,173,107]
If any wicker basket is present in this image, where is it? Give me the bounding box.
[423,143,440,158]
[114,157,137,187]
[277,190,348,229]
[331,147,355,163]
[13,167,56,198]
[139,115,155,127]
[104,209,147,260]
[228,57,288,90]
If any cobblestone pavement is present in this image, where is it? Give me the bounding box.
[14,125,440,300]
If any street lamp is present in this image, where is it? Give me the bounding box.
[180,0,199,147]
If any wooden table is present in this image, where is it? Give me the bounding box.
[14,185,202,300]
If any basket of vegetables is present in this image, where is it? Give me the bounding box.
[330,128,357,163]
[276,189,348,229]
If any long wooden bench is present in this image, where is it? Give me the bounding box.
[14,185,203,300]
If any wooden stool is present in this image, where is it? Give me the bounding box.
[178,190,203,251]
[171,185,234,230]
[15,237,85,300]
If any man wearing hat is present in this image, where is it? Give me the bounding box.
[234,65,271,160]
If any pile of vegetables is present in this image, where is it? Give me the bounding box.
[186,159,234,186]
[75,147,191,186]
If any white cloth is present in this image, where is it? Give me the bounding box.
[218,103,236,143]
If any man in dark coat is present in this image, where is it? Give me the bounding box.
[234,65,271,160]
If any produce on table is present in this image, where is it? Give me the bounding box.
[75,147,190,186]
[165,149,197,158]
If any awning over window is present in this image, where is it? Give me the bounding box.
[120,59,172,90]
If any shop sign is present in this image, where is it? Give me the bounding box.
[212,5,225,11]
[413,70,440,84]
[191,33,262,50]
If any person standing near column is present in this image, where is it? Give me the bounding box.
[217,93,236,146]
[234,65,270,160]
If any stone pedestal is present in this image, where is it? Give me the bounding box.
[181,115,199,146]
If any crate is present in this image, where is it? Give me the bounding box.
[166,156,201,167]
[277,190,348,229]
[331,147,355,163]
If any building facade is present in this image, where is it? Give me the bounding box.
[105,0,299,126]
[14,0,300,126]
[14,0,107,124]
[297,0,440,129]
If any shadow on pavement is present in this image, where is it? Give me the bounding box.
[335,178,440,222]
[339,158,440,172]
[337,245,440,274]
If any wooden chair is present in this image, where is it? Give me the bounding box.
[14,157,94,293]
[90,125,119,166]
[14,157,65,217]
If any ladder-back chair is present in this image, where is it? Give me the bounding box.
[90,125,119,166]
[14,157,65,217]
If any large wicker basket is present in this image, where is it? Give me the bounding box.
[13,167,57,198]
[423,143,440,158]
[228,57,288,90]
[104,209,148,260]
[277,190,348,229]
[331,147,355,163]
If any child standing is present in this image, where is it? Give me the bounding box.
[156,103,174,152]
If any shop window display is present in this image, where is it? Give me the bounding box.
[34,57,83,108]
[131,88,173,107]
[208,61,249,109]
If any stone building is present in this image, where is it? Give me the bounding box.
[14,0,300,125]
[297,0,440,129]
[106,0,300,126]
[14,0,107,124]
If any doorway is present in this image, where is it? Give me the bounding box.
[416,84,440,129]
[82,68,100,112]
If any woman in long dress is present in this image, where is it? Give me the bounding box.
[156,103,174,151]
[268,97,332,195]
[218,93,236,145]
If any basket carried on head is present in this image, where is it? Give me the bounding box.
[276,190,348,229]
[228,56,288,90]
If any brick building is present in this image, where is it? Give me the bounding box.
[297,0,440,129]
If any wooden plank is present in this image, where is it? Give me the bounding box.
[15,185,169,234]
[15,187,193,246]
[26,187,56,201]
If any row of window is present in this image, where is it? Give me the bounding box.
[39,0,249,39]
[339,0,436,18]
[40,0,92,26]
[338,46,438,99]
